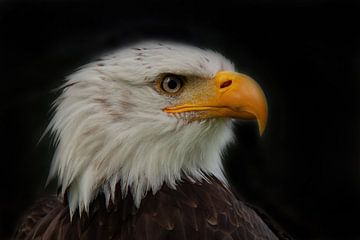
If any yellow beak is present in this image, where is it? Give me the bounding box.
[164,71,268,135]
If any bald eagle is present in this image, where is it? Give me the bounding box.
[15,41,289,240]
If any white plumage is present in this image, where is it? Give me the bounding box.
[47,41,236,217]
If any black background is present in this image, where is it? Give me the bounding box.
[0,0,359,239]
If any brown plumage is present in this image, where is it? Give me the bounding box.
[15,176,290,240]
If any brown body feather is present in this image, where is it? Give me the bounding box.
[14,177,290,240]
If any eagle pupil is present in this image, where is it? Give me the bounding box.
[168,79,178,89]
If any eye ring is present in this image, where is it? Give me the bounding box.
[161,75,183,93]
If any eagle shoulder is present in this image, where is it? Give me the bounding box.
[14,177,289,240]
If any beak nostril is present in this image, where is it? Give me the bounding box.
[220,80,232,89]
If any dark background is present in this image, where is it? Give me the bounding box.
[0,0,359,239]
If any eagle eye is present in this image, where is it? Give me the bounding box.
[161,75,183,93]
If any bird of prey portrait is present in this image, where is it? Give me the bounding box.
[15,41,289,240]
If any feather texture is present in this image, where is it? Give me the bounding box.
[15,177,291,240]
[45,41,235,215]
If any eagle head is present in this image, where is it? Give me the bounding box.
[47,41,268,217]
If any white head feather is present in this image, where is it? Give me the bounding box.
[47,41,236,217]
